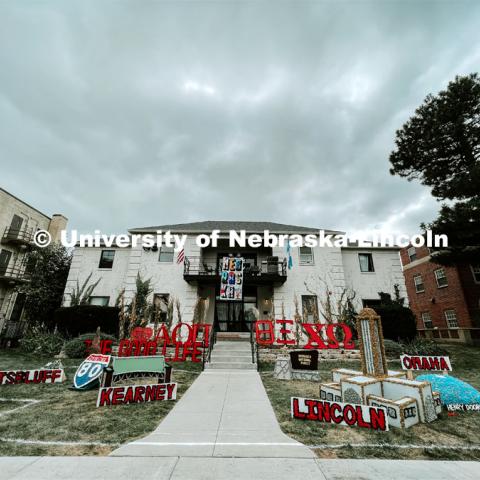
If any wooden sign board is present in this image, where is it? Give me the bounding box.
[97,382,177,407]
[0,369,65,385]
[290,350,318,371]
[291,396,388,431]
[400,355,452,372]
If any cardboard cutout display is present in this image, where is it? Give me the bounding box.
[400,355,452,372]
[73,354,111,390]
[97,382,177,407]
[0,369,65,385]
[291,396,389,431]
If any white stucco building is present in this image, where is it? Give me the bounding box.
[63,221,407,333]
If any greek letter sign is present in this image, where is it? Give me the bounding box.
[73,354,111,390]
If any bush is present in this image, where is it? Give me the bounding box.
[19,329,65,356]
[383,339,404,357]
[54,305,120,337]
[64,332,117,359]
[375,304,417,342]
[401,337,449,356]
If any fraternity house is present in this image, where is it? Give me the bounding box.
[63,221,407,335]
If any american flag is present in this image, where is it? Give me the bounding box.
[176,248,185,264]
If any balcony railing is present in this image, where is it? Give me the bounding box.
[183,256,287,284]
[0,265,32,284]
[2,226,35,246]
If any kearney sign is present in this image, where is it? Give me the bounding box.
[97,382,177,407]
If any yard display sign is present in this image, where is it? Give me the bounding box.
[291,396,389,431]
[400,355,452,372]
[0,369,65,385]
[97,382,177,407]
[73,354,111,390]
[219,256,244,300]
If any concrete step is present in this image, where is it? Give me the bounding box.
[210,353,253,361]
[215,332,251,341]
[205,361,256,370]
[212,342,252,352]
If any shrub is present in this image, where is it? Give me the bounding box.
[401,337,449,356]
[19,329,65,356]
[375,304,417,342]
[54,305,120,337]
[64,332,117,358]
[383,339,404,357]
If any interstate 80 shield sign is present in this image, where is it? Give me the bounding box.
[73,354,111,390]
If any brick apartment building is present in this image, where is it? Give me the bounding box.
[401,245,480,345]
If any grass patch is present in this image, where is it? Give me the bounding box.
[0,349,201,456]
[260,344,480,460]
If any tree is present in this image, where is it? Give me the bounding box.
[16,244,72,329]
[69,272,101,306]
[389,73,480,264]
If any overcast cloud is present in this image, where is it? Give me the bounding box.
[1,1,479,237]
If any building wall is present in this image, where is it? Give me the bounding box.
[341,248,407,310]
[62,234,408,332]
[401,245,479,344]
[0,188,67,334]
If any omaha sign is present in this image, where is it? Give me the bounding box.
[400,355,452,372]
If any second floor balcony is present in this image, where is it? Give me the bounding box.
[184,256,288,285]
[0,265,32,285]
[2,226,35,247]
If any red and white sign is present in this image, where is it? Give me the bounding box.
[97,382,177,407]
[400,355,452,372]
[0,369,65,385]
[291,397,388,431]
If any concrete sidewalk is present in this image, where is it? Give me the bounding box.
[111,369,314,458]
[1,457,479,480]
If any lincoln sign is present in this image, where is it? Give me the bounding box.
[291,397,389,431]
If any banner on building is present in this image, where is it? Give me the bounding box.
[219,256,244,301]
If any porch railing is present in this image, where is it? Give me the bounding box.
[2,226,35,245]
[184,257,287,277]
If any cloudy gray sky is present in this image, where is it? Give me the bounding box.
[1,0,479,237]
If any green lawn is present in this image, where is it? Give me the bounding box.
[0,350,201,456]
[260,344,480,461]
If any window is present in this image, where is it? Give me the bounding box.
[471,265,480,283]
[358,253,374,272]
[99,250,115,268]
[8,214,23,238]
[301,295,318,322]
[0,249,13,276]
[89,296,110,306]
[444,310,458,328]
[434,268,448,288]
[299,247,314,265]
[407,246,417,262]
[159,246,174,262]
[153,294,170,323]
[413,274,425,293]
[421,312,433,329]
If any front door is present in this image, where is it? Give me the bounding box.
[214,286,257,332]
